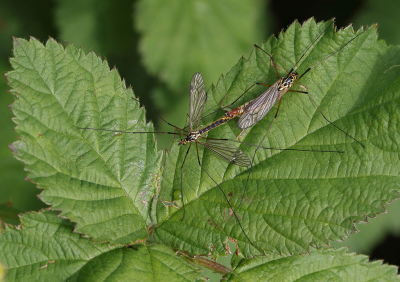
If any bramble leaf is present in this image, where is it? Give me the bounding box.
[154,19,400,257]
[225,248,399,281]
[0,210,204,282]
[7,37,162,244]
[5,19,400,261]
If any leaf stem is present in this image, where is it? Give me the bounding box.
[177,251,233,275]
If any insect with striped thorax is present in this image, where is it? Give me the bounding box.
[80,72,267,245]
[202,19,369,207]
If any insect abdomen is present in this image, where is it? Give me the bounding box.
[199,116,232,135]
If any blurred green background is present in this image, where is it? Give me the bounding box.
[1,0,399,279]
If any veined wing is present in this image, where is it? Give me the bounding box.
[189,72,207,131]
[238,81,281,129]
[199,139,251,167]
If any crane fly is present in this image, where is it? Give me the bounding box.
[237,24,368,140]
[79,72,266,245]
[217,20,369,206]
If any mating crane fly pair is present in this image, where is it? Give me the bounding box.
[78,20,368,246]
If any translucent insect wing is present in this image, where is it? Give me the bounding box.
[238,81,282,129]
[199,139,251,167]
[189,72,207,131]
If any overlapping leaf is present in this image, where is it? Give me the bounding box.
[0,210,203,282]
[224,248,399,281]
[154,19,400,257]
[5,20,400,260]
[7,37,162,244]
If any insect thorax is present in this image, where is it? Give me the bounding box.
[278,72,298,91]
[179,131,201,145]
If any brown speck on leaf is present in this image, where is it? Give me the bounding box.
[210,245,215,252]
[234,245,241,256]
[225,243,230,255]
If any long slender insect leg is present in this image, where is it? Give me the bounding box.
[296,27,369,83]
[180,143,192,221]
[221,21,334,115]
[255,83,271,87]
[195,143,254,245]
[304,91,365,148]
[239,98,283,208]
[130,97,188,133]
[254,44,287,78]
[237,128,248,139]
[220,45,281,110]
[287,89,308,94]
[221,83,258,109]
[298,84,307,91]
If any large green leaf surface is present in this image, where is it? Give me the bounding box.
[153,20,400,256]
[5,19,400,260]
[7,37,162,244]
[1,210,397,281]
[224,247,399,281]
[0,210,204,282]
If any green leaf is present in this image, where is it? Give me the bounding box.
[332,198,400,254]
[153,19,400,256]
[5,19,400,260]
[0,210,204,282]
[224,248,399,281]
[7,37,162,244]
[135,0,268,91]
